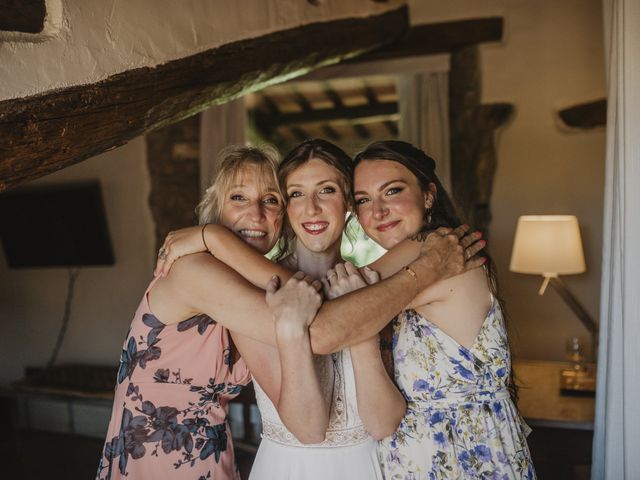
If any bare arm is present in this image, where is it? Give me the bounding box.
[311,228,487,353]
[155,224,292,288]
[149,254,278,343]
[156,224,484,286]
[367,226,485,280]
[350,338,405,439]
[152,228,484,352]
[266,273,328,444]
[323,263,405,439]
[149,251,426,351]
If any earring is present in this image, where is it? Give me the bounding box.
[425,208,432,226]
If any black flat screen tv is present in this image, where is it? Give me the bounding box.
[0,181,115,268]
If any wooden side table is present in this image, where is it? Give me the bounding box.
[513,360,595,430]
[514,360,595,479]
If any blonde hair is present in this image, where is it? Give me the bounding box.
[196,145,281,225]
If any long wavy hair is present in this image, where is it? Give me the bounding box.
[354,140,518,402]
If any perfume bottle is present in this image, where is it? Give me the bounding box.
[560,336,596,394]
[566,337,586,371]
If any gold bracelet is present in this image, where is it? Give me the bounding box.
[201,224,211,253]
[403,265,419,294]
[403,265,418,280]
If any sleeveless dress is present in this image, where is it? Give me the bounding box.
[249,349,383,480]
[96,279,251,480]
[379,296,536,480]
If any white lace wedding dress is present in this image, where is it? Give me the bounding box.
[249,349,383,479]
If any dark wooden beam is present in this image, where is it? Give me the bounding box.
[363,84,379,104]
[290,126,309,142]
[321,124,341,141]
[0,6,409,191]
[383,120,398,136]
[261,93,281,116]
[0,0,46,34]
[324,85,344,109]
[558,99,607,128]
[146,116,200,252]
[254,101,397,129]
[449,46,514,235]
[352,123,370,139]
[353,17,504,62]
[292,88,313,112]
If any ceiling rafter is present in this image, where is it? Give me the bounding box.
[254,101,397,129]
[0,6,409,191]
[383,120,398,136]
[352,123,370,139]
[290,126,309,142]
[321,124,341,141]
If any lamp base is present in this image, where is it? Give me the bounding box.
[559,364,596,396]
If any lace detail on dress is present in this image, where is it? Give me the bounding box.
[254,349,370,448]
[261,419,369,448]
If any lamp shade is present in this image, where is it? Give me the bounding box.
[509,215,586,276]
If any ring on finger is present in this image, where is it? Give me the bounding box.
[158,247,168,260]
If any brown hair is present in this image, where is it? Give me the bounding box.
[353,140,460,230]
[276,139,355,258]
[196,145,282,225]
[354,140,518,402]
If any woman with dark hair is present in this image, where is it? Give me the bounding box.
[352,140,535,479]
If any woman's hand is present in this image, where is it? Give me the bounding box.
[408,226,486,289]
[154,225,210,277]
[322,262,381,300]
[266,272,323,337]
[266,272,328,444]
[454,224,486,264]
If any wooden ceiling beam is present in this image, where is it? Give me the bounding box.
[292,88,313,112]
[352,123,371,139]
[261,93,281,116]
[254,101,397,129]
[363,84,379,105]
[290,126,309,142]
[324,85,345,109]
[383,120,398,136]
[350,17,503,63]
[0,6,409,191]
[558,99,606,128]
[321,124,341,141]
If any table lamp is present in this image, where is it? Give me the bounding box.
[509,215,597,393]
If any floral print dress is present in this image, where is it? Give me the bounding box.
[96,279,251,480]
[379,297,535,479]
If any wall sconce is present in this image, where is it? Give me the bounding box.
[510,215,597,392]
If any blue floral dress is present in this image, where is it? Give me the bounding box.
[379,297,535,479]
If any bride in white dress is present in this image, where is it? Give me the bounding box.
[248,140,405,479]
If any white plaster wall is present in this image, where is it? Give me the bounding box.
[0,0,405,101]
[0,137,155,385]
[409,0,606,360]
